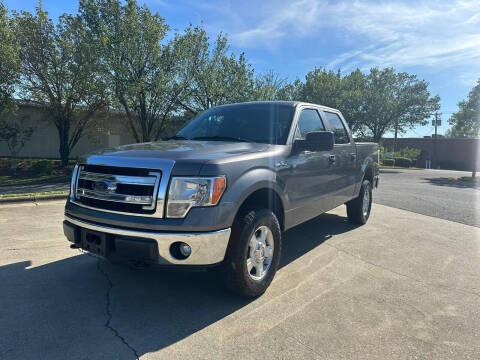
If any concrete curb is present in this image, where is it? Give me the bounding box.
[0,193,68,204]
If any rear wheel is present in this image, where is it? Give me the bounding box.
[346,179,372,224]
[220,209,281,298]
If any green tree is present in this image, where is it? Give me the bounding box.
[176,25,255,115]
[446,79,480,138]
[80,0,186,142]
[361,68,439,142]
[298,68,343,109]
[276,79,302,101]
[338,69,367,134]
[0,115,34,174]
[13,6,107,166]
[253,70,287,101]
[286,68,366,133]
[0,1,19,116]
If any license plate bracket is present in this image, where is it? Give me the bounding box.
[81,229,108,256]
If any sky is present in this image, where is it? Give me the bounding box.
[5,0,480,138]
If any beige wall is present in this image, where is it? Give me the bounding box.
[1,104,140,159]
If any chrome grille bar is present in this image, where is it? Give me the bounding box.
[74,166,161,213]
[78,171,157,185]
[77,189,153,205]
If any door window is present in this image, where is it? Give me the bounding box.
[324,112,350,144]
[295,109,325,139]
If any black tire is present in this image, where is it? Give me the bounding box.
[346,179,372,224]
[220,209,282,298]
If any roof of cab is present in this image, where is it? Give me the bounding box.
[214,100,340,113]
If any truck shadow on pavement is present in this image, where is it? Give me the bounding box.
[0,211,358,360]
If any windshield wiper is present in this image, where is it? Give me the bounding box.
[191,136,251,142]
[167,135,190,140]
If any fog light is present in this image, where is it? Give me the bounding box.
[170,241,192,260]
[179,242,191,257]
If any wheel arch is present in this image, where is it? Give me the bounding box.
[234,187,286,232]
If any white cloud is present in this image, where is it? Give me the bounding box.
[230,0,323,46]
[212,0,480,72]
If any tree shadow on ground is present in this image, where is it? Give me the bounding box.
[0,211,359,360]
[423,177,480,190]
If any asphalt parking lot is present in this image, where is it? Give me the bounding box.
[375,168,479,227]
[1,196,479,359]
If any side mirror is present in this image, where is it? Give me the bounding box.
[293,131,334,152]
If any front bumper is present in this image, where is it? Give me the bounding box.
[64,215,231,266]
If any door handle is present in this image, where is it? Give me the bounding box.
[351,152,357,160]
[328,154,336,164]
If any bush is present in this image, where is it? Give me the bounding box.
[382,158,395,166]
[31,160,53,175]
[394,147,421,161]
[393,157,412,168]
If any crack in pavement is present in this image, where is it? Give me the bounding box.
[79,249,140,359]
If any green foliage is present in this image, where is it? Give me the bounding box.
[394,147,421,160]
[382,158,395,166]
[446,79,480,138]
[31,159,53,175]
[284,67,439,141]
[361,68,440,142]
[299,68,343,109]
[80,0,181,142]
[12,4,108,166]
[0,116,34,157]
[176,25,255,115]
[1,0,445,152]
[253,70,287,101]
[393,157,412,168]
[379,145,386,160]
[0,2,19,116]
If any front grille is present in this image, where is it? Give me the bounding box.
[74,165,161,214]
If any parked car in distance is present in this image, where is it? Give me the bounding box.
[63,101,379,297]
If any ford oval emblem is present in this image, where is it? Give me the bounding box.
[93,181,116,193]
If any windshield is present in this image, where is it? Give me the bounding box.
[176,103,295,145]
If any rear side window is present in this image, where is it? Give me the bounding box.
[295,109,325,139]
[325,112,350,144]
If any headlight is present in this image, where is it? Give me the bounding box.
[166,176,226,218]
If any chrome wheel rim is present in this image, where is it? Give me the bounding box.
[363,186,371,217]
[247,226,274,281]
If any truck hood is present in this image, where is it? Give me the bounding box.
[80,140,273,163]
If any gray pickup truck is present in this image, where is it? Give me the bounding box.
[64,101,378,297]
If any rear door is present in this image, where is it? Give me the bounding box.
[282,107,338,227]
[322,110,357,205]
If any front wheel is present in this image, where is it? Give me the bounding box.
[346,179,372,224]
[220,209,282,298]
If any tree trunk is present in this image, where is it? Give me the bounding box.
[393,125,398,156]
[57,117,71,168]
[59,138,70,168]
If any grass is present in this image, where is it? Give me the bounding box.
[0,190,69,198]
[0,173,71,186]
